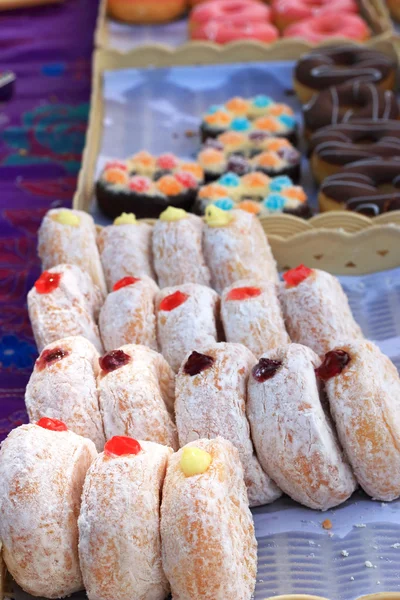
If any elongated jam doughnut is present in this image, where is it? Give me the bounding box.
[221,279,289,357]
[310,119,400,183]
[203,207,278,294]
[97,214,155,291]
[79,438,172,600]
[294,45,397,104]
[152,207,211,289]
[99,275,159,352]
[98,344,178,449]
[303,81,399,138]
[176,343,281,506]
[0,421,97,598]
[38,208,107,296]
[27,264,103,353]
[248,343,357,510]
[25,336,105,451]
[280,265,363,357]
[161,437,257,600]
[319,158,400,215]
[156,283,219,372]
[319,341,400,501]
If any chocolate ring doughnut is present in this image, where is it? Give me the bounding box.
[294,45,397,104]
[319,158,400,216]
[303,81,400,138]
[310,119,400,183]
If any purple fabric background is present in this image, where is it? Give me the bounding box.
[0,0,98,440]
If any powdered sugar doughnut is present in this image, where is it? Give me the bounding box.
[79,438,172,600]
[176,342,281,506]
[25,336,105,451]
[152,208,211,288]
[221,278,289,357]
[98,344,178,449]
[280,265,363,357]
[156,283,219,372]
[0,421,97,598]
[27,264,103,353]
[318,340,400,501]
[203,207,278,294]
[248,343,356,510]
[38,208,107,296]
[97,215,155,292]
[99,275,159,352]
[161,437,257,600]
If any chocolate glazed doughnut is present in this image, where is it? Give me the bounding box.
[303,82,400,138]
[294,45,397,104]
[319,158,400,216]
[310,120,400,183]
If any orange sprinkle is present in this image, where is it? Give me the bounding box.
[204,111,232,126]
[199,183,228,199]
[156,175,183,196]
[132,150,154,166]
[103,168,129,186]
[225,97,249,115]
[265,138,291,151]
[242,172,270,188]
[322,519,332,530]
[256,153,280,168]
[254,117,279,132]
[268,104,294,117]
[218,131,246,146]
[284,187,307,203]
[180,162,204,180]
[199,149,224,166]
[237,200,261,215]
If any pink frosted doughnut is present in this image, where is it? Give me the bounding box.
[193,20,279,44]
[272,0,358,31]
[190,0,271,35]
[283,13,370,43]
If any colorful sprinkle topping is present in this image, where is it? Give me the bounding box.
[204,111,232,126]
[238,200,262,215]
[159,290,189,312]
[226,97,249,115]
[104,436,142,457]
[206,104,226,115]
[214,197,235,211]
[180,162,203,180]
[230,117,251,132]
[114,212,137,225]
[156,153,179,170]
[132,150,154,166]
[256,153,280,168]
[263,194,286,212]
[199,148,224,166]
[36,347,68,371]
[156,175,183,196]
[269,176,293,192]
[315,350,350,381]
[99,350,131,374]
[103,168,129,186]
[129,175,152,193]
[205,205,234,227]
[180,446,212,477]
[253,95,273,108]
[175,171,198,189]
[113,276,140,291]
[283,264,313,288]
[283,187,307,203]
[199,183,229,200]
[219,172,241,187]
[254,117,280,132]
[35,271,61,295]
[184,351,215,376]
[53,209,80,227]
[218,131,246,146]
[159,206,187,222]
[227,286,262,301]
[242,172,270,188]
[37,417,68,432]
[279,114,296,128]
[252,358,282,382]
[105,160,127,171]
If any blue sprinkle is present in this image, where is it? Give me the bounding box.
[230,117,251,132]
[279,114,296,128]
[269,176,293,192]
[263,194,286,212]
[219,172,241,187]
[214,197,235,211]
[253,95,273,108]
[206,104,226,115]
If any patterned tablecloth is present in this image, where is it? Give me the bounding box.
[0,0,98,441]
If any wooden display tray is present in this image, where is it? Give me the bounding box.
[94,0,393,64]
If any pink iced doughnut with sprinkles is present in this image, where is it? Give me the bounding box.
[25,335,105,451]
[79,437,172,600]
[27,264,104,353]
[38,208,107,297]
[98,344,178,449]
[0,420,97,599]
[99,274,159,352]
[152,207,211,288]
[97,213,155,292]
[203,207,278,294]
[221,279,289,357]
[156,283,220,372]
[175,342,282,507]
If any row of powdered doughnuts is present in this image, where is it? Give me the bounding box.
[38,206,278,296]
[0,420,256,600]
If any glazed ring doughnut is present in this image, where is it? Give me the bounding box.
[294,45,397,104]
[319,158,400,215]
[303,81,400,138]
[283,13,370,45]
[189,0,271,36]
[192,20,279,44]
[310,119,400,183]
[272,0,358,31]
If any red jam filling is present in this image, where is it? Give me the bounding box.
[34,271,62,294]
[36,347,68,371]
[184,351,214,376]
[227,286,262,301]
[252,358,282,382]
[37,417,67,432]
[175,171,198,189]
[99,350,131,373]
[113,276,140,292]
[104,436,142,457]
[315,350,350,381]
[159,290,189,312]
[283,264,313,288]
